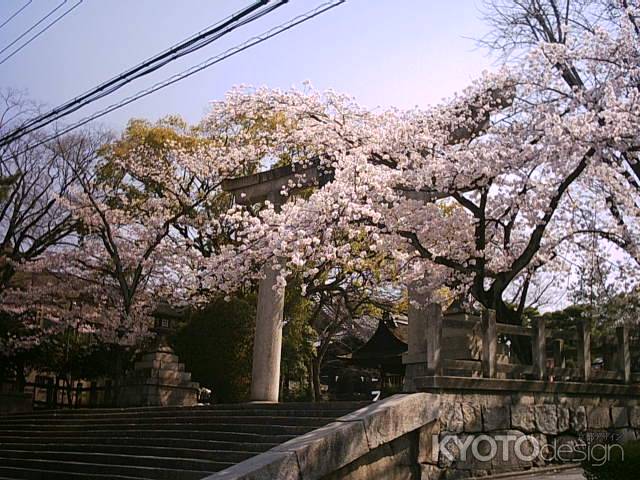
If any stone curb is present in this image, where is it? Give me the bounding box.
[202,393,441,480]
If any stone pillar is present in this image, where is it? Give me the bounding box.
[577,318,591,382]
[403,282,431,392]
[481,309,497,378]
[616,325,631,383]
[250,260,286,402]
[426,303,443,376]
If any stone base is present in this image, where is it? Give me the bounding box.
[117,345,199,407]
[404,362,429,393]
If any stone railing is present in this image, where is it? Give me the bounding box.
[420,309,638,386]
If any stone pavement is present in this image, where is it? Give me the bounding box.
[481,466,586,479]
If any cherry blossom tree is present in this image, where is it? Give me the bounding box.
[6,0,640,370]
[56,116,255,342]
[481,0,640,279]
[1,115,255,361]
[197,1,640,332]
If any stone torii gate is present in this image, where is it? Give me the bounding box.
[221,87,513,402]
[222,162,330,402]
[221,162,440,402]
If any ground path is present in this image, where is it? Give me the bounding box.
[483,466,586,479]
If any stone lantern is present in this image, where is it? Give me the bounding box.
[117,305,199,407]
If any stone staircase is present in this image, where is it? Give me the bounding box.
[0,402,367,480]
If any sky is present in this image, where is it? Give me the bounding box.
[0,0,496,131]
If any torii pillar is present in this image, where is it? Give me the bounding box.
[222,163,323,402]
[252,229,285,402]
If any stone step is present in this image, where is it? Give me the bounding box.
[0,436,276,452]
[133,360,186,372]
[0,428,297,443]
[0,449,233,473]
[0,402,368,479]
[0,466,145,480]
[121,378,199,389]
[0,401,368,417]
[0,457,211,480]
[0,443,257,463]
[0,408,356,423]
[140,352,180,363]
[0,422,315,435]
[0,415,334,427]
[127,369,192,383]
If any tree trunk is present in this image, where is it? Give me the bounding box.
[15,359,26,391]
[307,359,314,400]
[311,355,322,402]
[282,366,289,400]
[473,283,532,364]
[495,296,532,364]
[65,377,73,406]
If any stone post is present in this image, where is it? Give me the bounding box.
[250,260,286,402]
[533,316,546,380]
[426,303,443,376]
[402,282,427,392]
[552,339,565,369]
[482,310,497,378]
[617,325,631,384]
[251,190,287,402]
[577,319,591,382]
[403,282,438,392]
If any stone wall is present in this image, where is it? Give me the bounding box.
[419,390,639,479]
[205,389,640,480]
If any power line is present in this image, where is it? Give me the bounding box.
[0,0,279,145]
[0,0,289,147]
[0,0,83,66]
[0,0,33,31]
[9,0,346,158]
[0,0,68,56]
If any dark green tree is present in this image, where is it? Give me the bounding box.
[173,295,255,403]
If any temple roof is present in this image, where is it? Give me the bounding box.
[348,314,408,362]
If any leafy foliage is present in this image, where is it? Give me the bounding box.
[173,295,255,403]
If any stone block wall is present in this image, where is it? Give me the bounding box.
[419,391,640,479]
[205,391,640,480]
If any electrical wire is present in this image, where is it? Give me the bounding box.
[0,0,83,66]
[43,1,288,114]
[0,0,278,144]
[0,0,288,147]
[0,0,68,56]
[9,0,346,157]
[0,0,33,31]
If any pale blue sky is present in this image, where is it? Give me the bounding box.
[1,0,494,130]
